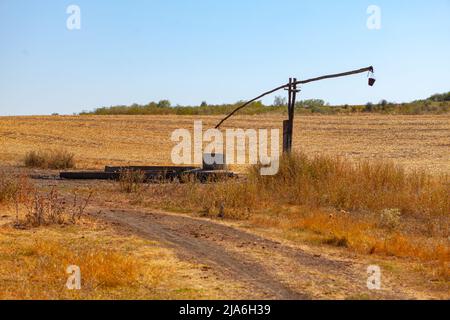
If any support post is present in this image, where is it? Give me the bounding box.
[283,78,296,154]
[282,119,290,153]
[283,78,292,153]
[289,78,298,153]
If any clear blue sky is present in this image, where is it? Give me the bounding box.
[1,0,449,115]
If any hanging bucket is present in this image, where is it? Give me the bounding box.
[368,71,376,86]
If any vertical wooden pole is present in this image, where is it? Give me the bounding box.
[289,78,298,153]
[283,120,290,153]
[283,78,293,154]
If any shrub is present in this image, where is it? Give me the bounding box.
[0,172,19,204]
[22,188,92,227]
[24,149,75,169]
[118,170,146,193]
[0,172,34,208]
[379,208,402,229]
[428,92,450,102]
[0,173,87,227]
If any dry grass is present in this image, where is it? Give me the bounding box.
[0,216,247,299]
[0,228,139,298]
[118,170,146,193]
[248,153,449,217]
[127,153,449,279]
[0,171,19,204]
[0,221,146,299]
[271,208,449,280]
[17,240,140,289]
[24,149,75,169]
[141,152,449,218]
[0,175,248,299]
[20,188,92,227]
[0,172,91,227]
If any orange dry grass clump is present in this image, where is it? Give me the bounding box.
[285,209,449,279]
[0,171,19,204]
[30,240,140,288]
[24,149,75,169]
[0,236,142,299]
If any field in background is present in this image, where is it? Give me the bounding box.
[0,114,449,174]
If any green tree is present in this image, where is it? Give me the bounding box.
[365,102,374,112]
[157,100,171,108]
[273,96,287,107]
[297,99,326,108]
[428,92,450,102]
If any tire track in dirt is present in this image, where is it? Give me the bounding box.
[91,207,307,299]
[89,207,376,300]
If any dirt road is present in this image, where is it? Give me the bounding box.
[89,205,413,300]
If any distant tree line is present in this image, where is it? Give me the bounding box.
[80,92,450,116]
[427,92,450,102]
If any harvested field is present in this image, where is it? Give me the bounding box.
[0,114,449,174]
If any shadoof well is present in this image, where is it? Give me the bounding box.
[60,66,375,182]
[215,66,376,154]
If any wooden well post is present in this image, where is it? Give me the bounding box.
[283,78,299,154]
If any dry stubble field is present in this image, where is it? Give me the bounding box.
[0,114,448,173]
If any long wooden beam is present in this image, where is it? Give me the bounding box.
[295,66,374,85]
[214,83,289,129]
[215,66,374,129]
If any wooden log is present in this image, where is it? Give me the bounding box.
[60,169,235,183]
[60,171,172,181]
[60,171,120,180]
[104,166,198,173]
